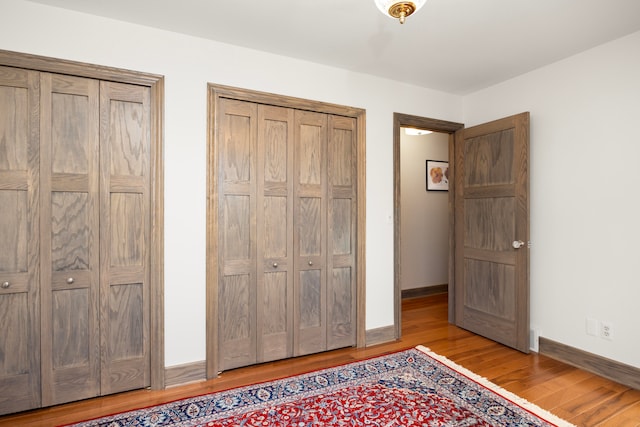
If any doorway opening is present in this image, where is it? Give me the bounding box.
[392,113,463,338]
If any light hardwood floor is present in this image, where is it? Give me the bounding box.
[2,293,638,426]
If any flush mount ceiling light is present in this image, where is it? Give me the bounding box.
[375,0,427,24]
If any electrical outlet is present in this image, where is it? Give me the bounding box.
[600,321,614,341]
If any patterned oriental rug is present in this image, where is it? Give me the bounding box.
[65,346,575,427]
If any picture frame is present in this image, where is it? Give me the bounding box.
[426,160,449,191]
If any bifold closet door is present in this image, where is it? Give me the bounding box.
[326,115,357,350]
[217,99,258,371]
[99,81,151,395]
[0,66,41,415]
[0,65,152,413]
[39,76,151,405]
[217,100,297,370]
[215,98,357,370]
[256,105,294,363]
[293,110,328,356]
[40,73,101,406]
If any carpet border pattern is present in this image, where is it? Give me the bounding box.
[64,345,575,427]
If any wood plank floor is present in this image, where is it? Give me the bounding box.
[2,293,639,426]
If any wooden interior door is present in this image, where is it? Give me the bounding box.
[327,115,357,350]
[99,81,151,394]
[293,110,328,356]
[217,98,258,371]
[0,66,41,415]
[454,112,530,353]
[256,104,294,363]
[40,73,101,405]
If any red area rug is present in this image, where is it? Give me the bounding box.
[65,346,574,426]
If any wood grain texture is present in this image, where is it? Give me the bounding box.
[539,337,640,391]
[294,110,328,357]
[50,92,89,174]
[108,100,146,177]
[0,66,40,416]
[327,115,356,350]
[5,294,638,427]
[329,128,353,186]
[463,129,514,186]
[217,99,257,371]
[110,193,144,266]
[263,197,288,257]
[108,283,144,360]
[207,85,366,378]
[464,259,515,320]
[100,81,151,396]
[262,272,287,336]
[222,195,251,260]
[256,105,294,364]
[164,361,206,388]
[0,191,28,272]
[51,289,91,368]
[464,197,515,251]
[0,50,163,87]
[0,293,30,375]
[40,72,101,407]
[327,267,354,349]
[298,197,322,256]
[148,76,165,390]
[331,198,352,255]
[219,274,255,370]
[50,192,90,271]
[454,112,530,353]
[207,84,364,118]
[0,51,165,405]
[0,84,28,171]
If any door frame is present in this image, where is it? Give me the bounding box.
[0,49,166,390]
[393,113,463,338]
[206,84,367,379]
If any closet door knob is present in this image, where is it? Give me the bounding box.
[66,277,75,284]
[308,261,313,266]
[1,281,9,289]
[272,262,278,268]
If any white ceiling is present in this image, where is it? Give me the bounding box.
[28,0,640,94]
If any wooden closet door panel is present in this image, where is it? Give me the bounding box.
[256,105,294,363]
[0,66,40,415]
[100,81,150,394]
[293,110,327,356]
[40,73,100,406]
[218,99,257,370]
[327,116,357,350]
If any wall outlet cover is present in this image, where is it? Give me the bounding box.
[586,317,598,336]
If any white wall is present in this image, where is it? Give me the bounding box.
[463,31,640,367]
[400,131,449,290]
[5,0,638,371]
[1,0,463,367]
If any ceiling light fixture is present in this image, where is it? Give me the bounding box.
[375,0,426,24]
[404,128,432,136]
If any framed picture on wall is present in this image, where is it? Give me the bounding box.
[426,160,449,191]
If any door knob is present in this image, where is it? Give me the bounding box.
[66,277,75,284]
[272,262,278,268]
[512,240,525,249]
[1,281,9,289]
[308,261,313,266]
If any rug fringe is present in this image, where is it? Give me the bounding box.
[414,345,577,427]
